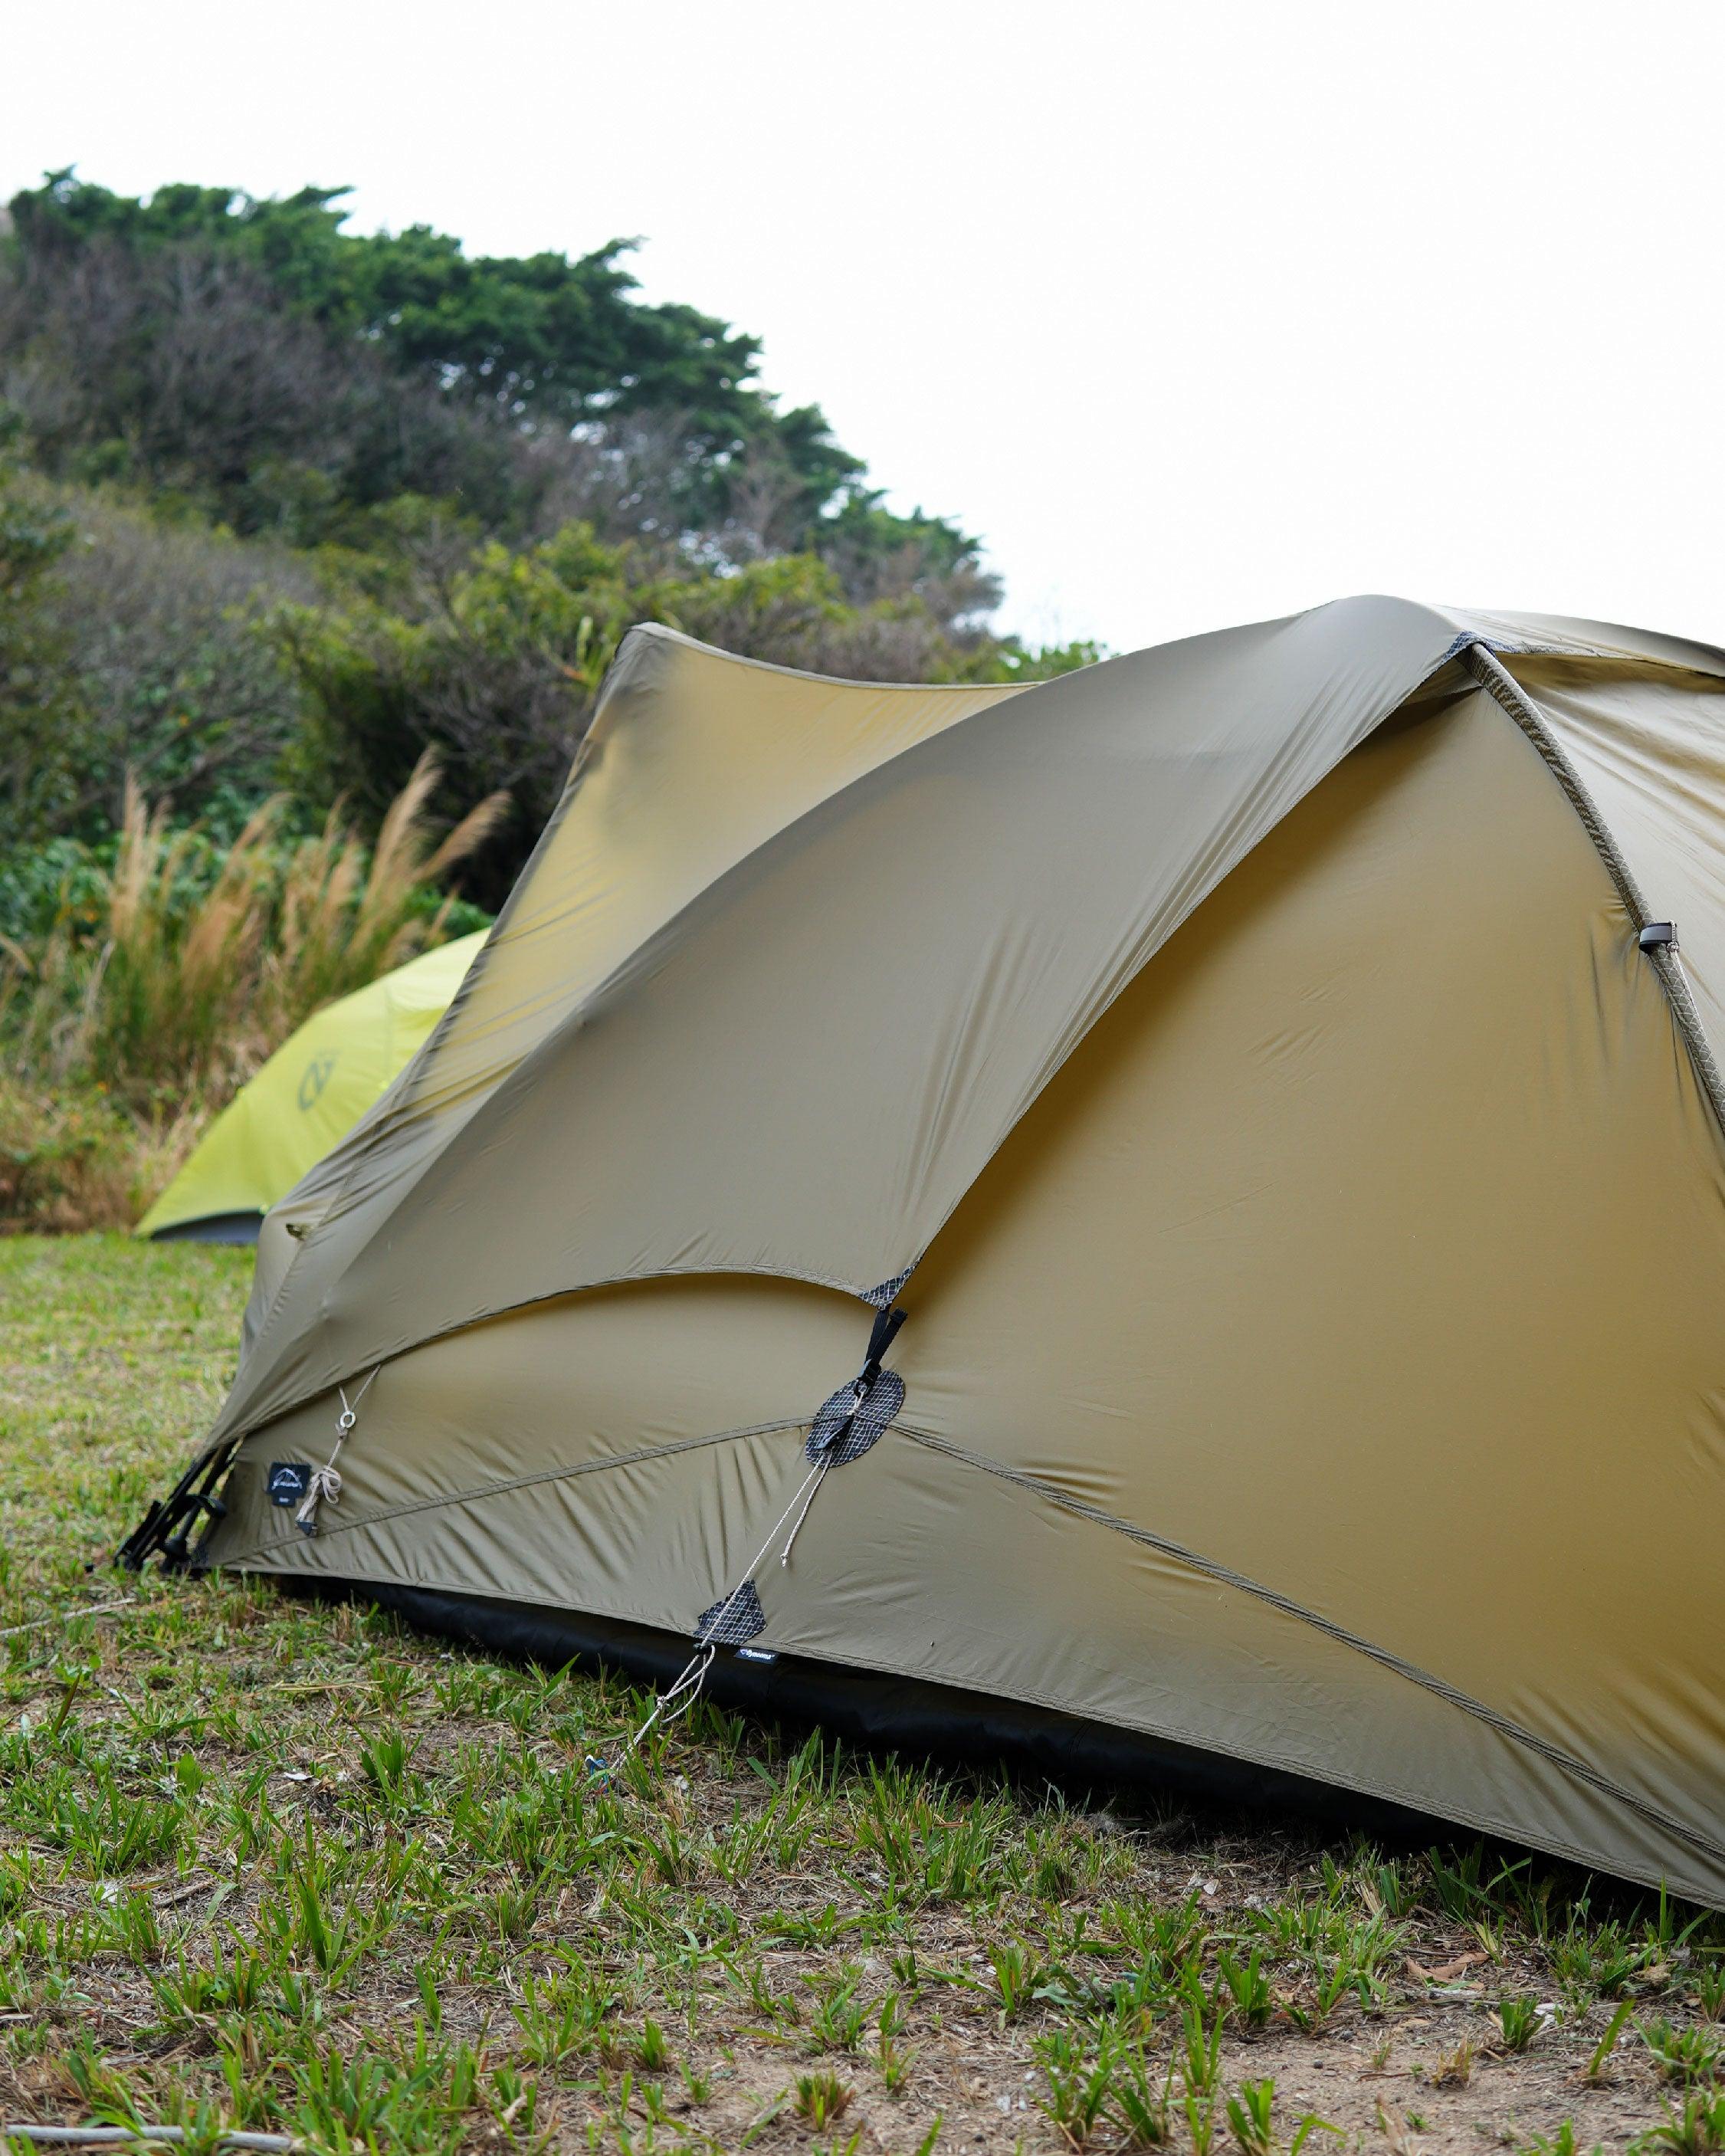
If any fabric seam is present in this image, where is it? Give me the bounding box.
[892,1422,1725,1872]
[220,1417,806,1563]
[1462,645,1725,1135]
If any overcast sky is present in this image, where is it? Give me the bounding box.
[3,1,1722,654]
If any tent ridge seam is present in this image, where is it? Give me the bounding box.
[219,1417,807,1562]
[215,1268,890,1456]
[894,1423,1725,1871]
[1462,644,1725,1137]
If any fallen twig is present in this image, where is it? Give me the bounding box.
[0,1600,135,1642]
[2,2128,293,2151]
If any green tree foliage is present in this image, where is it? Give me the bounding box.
[274,520,1096,907]
[10,176,788,435]
[0,170,1100,901]
[0,419,80,848]
[0,451,314,852]
[0,172,906,566]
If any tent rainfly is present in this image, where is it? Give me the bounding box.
[125,601,1725,1905]
[136,932,487,1243]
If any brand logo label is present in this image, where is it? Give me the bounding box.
[268,1462,310,1507]
[297,1052,338,1111]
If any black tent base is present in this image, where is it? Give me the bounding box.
[148,1211,264,1245]
[279,1573,1454,1853]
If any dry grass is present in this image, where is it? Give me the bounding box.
[2,1235,1723,2153]
[94,782,280,1101]
[0,756,503,1231]
[267,752,507,1032]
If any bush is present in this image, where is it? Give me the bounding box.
[277,520,1101,905]
[36,488,316,836]
[0,452,82,851]
[0,1076,146,1232]
[0,461,323,854]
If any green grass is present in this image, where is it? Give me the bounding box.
[1,1235,1722,2153]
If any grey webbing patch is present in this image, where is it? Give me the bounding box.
[696,1578,766,1647]
[807,1369,906,1465]
[861,1265,916,1309]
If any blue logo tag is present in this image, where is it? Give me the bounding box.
[268,1462,310,1507]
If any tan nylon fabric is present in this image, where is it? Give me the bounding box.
[234,629,1020,1363]
[219,605,1725,1448]
[214,599,1490,1446]
[207,672,1725,1902]
[1506,655,1725,1054]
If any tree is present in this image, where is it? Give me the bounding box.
[0,173,1103,891]
[0,423,80,848]
[0,173,920,560]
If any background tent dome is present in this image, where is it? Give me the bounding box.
[136,930,487,1243]
[127,603,1725,1905]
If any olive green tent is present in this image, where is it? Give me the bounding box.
[136,931,487,1243]
[128,604,1725,1903]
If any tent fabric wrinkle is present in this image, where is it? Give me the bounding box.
[199,599,1486,1444]
[127,595,1725,1907]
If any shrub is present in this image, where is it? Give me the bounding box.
[0,1075,146,1232]
[277,518,1100,906]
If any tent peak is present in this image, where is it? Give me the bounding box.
[618,598,1725,709]
[611,620,1038,697]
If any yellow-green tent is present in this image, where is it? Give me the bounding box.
[136,930,487,1243]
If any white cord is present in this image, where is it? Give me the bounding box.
[620,1640,717,1757]
[779,1459,830,1567]
[606,1457,826,1774]
[295,1367,379,1535]
[779,1371,873,1565]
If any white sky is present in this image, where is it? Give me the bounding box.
[2,0,1722,653]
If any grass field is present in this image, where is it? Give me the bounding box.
[2,1236,1723,2154]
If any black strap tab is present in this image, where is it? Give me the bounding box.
[861,1304,907,1386]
